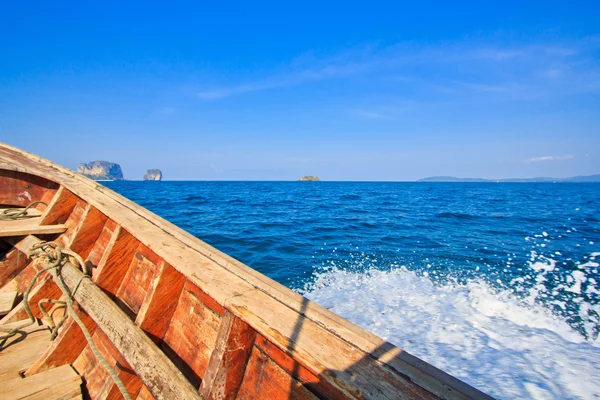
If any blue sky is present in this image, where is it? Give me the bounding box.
[1,1,599,180]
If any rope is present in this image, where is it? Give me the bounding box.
[0,201,47,220]
[1,241,131,400]
[0,262,60,348]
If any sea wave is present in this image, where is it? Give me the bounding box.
[301,258,600,399]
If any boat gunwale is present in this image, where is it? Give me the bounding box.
[0,141,491,400]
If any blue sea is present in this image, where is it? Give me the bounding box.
[104,181,600,399]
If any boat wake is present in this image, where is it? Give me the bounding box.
[301,254,600,399]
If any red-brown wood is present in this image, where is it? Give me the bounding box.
[25,304,98,375]
[4,276,62,322]
[136,385,155,400]
[116,244,161,315]
[72,329,118,399]
[94,227,140,295]
[86,218,118,268]
[69,206,109,260]
[254,334,348,400]
[135,261,186,343]
[0,248,29,288]
[40,187,82,226]
[237,346,319,400]
[200,311,257,400]
[105,355,144,400]
[162,280,223,386]
[56,198,88,247]
[0,169,58,207]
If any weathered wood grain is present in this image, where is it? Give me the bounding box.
[104,355,144,400]
[49,259,201,399]
[237,346,318,400]
[1,277,62,323]
[0,142,493,400]
[39,186,82,226]
[0,364,82,400]
[135,261,186,342]
[0,290,17,316]
[0,247,29,289]
[163,280,222,384]
[94,227,140,296]
[86,218,118,268]
[0,219,67,237]
[116,244,160,315]
[25,304,97,376]
[69,206,108,259]
[254,334,347,400]
[0,169,57,207]
[199,311,257,400]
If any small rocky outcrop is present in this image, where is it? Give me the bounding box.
[77,161,124,181]
[298,175,320,181]
[143,169,163,181]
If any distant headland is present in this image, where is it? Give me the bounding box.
[417,174,600,183]
[143,169,163,181]
[77,161,124,181]
[77,161,163,181]
[298,175,320,181]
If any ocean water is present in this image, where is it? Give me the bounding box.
[104,181,600,399]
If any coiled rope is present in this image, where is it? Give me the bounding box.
[0,201,47,220]
[0,241,131,400]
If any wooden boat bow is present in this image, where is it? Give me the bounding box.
[0,142,492,399]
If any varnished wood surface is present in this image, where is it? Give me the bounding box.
[12,236,202,400]
[0,142,493,400]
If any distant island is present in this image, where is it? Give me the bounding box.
[298,175,320,181]
[143,169,163,181]
[77,161,124,181]
[417,174,600,183]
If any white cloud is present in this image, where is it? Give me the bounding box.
[527,155,574,163]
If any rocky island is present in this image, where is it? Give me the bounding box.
[143,169,163,181]
[77,161,124,181]
[298,175,320,181]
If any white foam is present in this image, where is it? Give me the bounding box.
[302,266,600,399]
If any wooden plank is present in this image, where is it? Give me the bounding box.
[44,258,201,399]
[254,334,347,400]
[226,289,439,400]
[163,280,222,384]
[94,227,140,295]
[0,143,492,400]
[0,290,17,316]
[199,311,257,400]
[1,276,61,324]
[0,219,67,237]
[69,206,109,261]
[0,169,57,207]
[136,385,155,400]
[104,355,144,400]
[25,304,97,376]
[72,330,115,398]
[0,321,53,381]
[135,261,186,342]
[116,244,160,315]
[86,218,117,267]
[0,207,42,218]
[39,186,81,226]
[237,346,318,400]
[0,246,29,289]
[0,365,81,400]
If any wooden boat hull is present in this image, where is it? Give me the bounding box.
[0,142,491,399]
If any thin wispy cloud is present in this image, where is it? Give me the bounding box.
[195,37,600,101]
[527,155,574,163]
[354,110,394,120]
